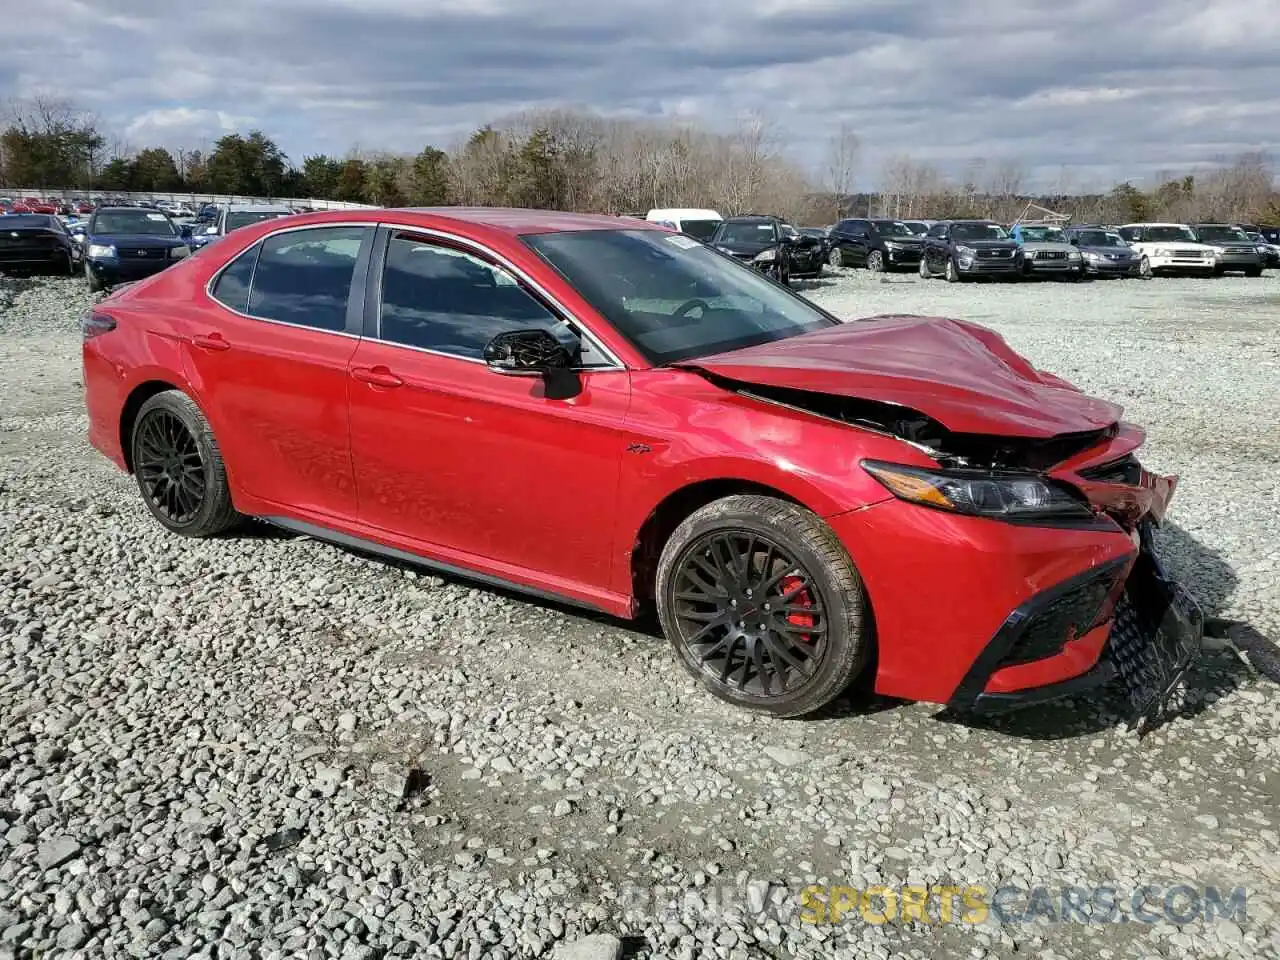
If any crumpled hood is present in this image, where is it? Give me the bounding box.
[685,315,1123,438]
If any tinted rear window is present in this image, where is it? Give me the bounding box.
[245,226,370,331]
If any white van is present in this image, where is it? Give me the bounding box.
[645,208,723,241]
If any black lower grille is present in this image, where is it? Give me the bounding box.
[996,571,1118,667]
[1080,453,1143,485]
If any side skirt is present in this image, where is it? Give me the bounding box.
[262,515,621,619]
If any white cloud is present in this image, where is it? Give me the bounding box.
[0,0,1273,188]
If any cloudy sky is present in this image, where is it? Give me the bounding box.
[2,0,1276,190]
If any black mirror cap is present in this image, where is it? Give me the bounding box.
[483,328,578,374]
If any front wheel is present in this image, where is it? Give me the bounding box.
[1138,256,1152,279]
[655,495,870,717]
[827,247,844,268]
[866,250,885,273]
[84,260,104,293]
[131,391,241,537]
[944,258,960,282]
[918,257,931,279]
[1245,267,1263,278]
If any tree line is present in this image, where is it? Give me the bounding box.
[2,96,1277,225]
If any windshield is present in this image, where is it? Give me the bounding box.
[1194,225,1249,243]
[1017,226,1065,242]
[226,211,290,232]
[523,229,836,365]
[1143,226,1197,242]
[717,221,776,244]
[4,214,57,229]
[1074,230,1127,248]
[679,219,721,241]
[951,222,1009,241]
[91,210,177,236]
[871,220,914,238]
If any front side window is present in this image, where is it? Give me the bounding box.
[524,228,836,365]
[378,233,606,364]
[245,226,369,331]
[91,210,177,236]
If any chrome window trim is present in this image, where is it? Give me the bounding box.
[203,218,628,371]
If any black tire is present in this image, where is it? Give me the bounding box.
[1138,256,1152,279]
[918,257,931,279]
[1245,267,1263,278]
[866,250,885,273]
[130,391,241,537]
[655,494,870,717]
[85,260,104,293]
[1213,265,1225,277]
[944,257,960,282]
[827,247,844,268]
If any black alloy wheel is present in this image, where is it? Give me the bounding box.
[135,408,207,525]
[130,391,240,536]
[655,494,869,716]
[670,530,828,698]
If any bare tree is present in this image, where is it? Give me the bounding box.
[822,123,859,220]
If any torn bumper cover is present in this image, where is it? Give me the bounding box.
[953,520,1203,725]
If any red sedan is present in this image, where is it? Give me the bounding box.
[81,208,1202,720]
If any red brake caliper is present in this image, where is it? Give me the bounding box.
[778,574,815,643]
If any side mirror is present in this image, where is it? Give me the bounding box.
[205,226,218,235]
[483,328,577,375]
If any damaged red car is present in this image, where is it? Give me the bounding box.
[82,209,1202,721]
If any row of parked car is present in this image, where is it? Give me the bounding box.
[0,197,298,290]
[640,208,1280,285]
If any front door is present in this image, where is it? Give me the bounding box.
[347,229,631,603]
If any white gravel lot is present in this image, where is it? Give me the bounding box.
[1,270,1278,960]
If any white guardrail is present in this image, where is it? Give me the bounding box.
[0,188,377,210]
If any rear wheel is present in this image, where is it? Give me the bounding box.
[866,250,885,273]
[655,495,870,717]
[131,391,241,537]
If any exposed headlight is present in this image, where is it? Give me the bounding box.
[861,460,1095,522]
[1212,245,1226,255]
[753,248,777,263]
[86,243,116,258]
[1023,249,1038,259]
[168,245,190,259]
[1154,247,1170,257]
[956,244,976,256]
[1083,251,1100,261]
[1067,250,1081,260]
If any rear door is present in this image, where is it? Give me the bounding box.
[346,227,631,602]
[185,224,374,521]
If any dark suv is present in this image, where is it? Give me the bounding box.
[1192,224,1264,276]
[919,220,1021,281]
[710,215,825,283]
[825,218,924,271]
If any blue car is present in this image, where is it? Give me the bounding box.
[79,206,190,292]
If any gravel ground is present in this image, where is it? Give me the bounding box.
[1,270,1278,960]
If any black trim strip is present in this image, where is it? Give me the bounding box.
[946,555,1132,712]
[966,659,1118,715]
[262,515,614,616]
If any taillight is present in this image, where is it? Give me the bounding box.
[81,310,116,340]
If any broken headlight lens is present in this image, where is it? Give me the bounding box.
[861,460,1096,522]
